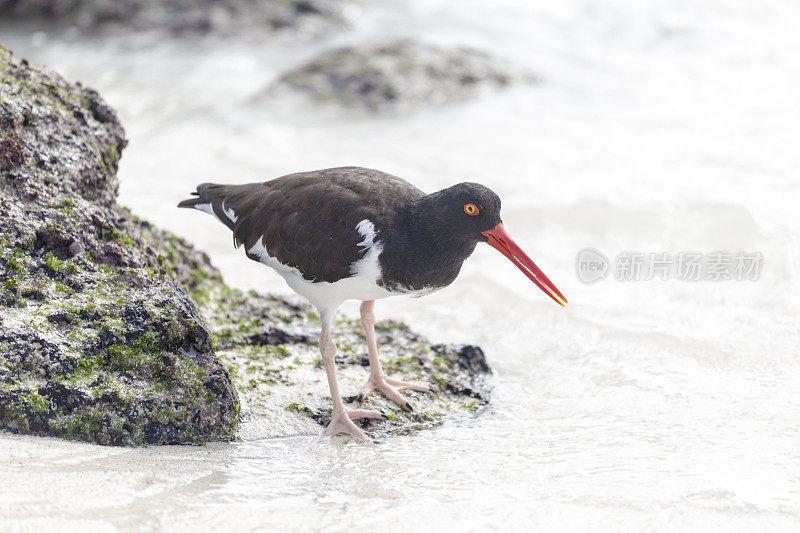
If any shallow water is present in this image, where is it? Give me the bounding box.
[2,0,800,530]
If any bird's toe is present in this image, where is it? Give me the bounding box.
[385,376,431,393]
[358,373,429,411]
[348,408,383,420]
[324,409,369,442]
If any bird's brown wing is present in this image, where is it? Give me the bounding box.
[178,167,425,283]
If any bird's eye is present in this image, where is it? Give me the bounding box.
[463,203,479,216]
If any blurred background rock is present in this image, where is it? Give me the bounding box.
[0,0,350,35]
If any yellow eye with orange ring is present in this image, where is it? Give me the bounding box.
[463,203,479,216]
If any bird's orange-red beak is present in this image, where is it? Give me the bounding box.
[481,223,567,307]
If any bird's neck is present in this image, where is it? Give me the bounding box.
[378,200,477,292]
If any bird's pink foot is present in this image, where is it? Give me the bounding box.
[323,407,383,441]
[358,373,430,411]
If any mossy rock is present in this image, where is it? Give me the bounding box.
[0,0,350,36]
[196,280,493,441]
[0,44,239,445]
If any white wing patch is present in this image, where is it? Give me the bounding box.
[222,201,238,224]
[194,201,237,227]
[355,219,377,248]
[351,219,383,276]
[194,203,214,215]
[247,237,295,273]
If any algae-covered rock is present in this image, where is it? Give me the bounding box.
[273,40,525,111]
[0,44,239,445]
[192,280,492,440]
[0,0,351,36]
[0,43,493,445]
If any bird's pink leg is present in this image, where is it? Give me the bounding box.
[358,300,430,411]
[319,320,382,441]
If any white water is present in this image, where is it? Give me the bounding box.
[3,0,800,530]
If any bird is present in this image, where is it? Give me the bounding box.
[178,166,566,441]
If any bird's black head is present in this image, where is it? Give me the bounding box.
[418,182,503,243]
[410,181,567,307]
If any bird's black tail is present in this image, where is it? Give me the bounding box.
[177,183,239,230]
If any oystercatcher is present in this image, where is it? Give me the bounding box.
[179,166,566,441]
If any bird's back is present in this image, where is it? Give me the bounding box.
[178,166,424,283]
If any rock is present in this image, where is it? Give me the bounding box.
[198,285,493,439]
[0,135,24,171]
[0,0,352,37]
[67,241,83,257]
[0,43,493,445]
[432,344,492,375]
[0,44,239,445]
[273,40,523,111]
[245,326,312,346]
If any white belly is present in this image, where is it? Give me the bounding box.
[281,266,395,310]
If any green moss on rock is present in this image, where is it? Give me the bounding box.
[193,274,493,440]
[0,44,239,446]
